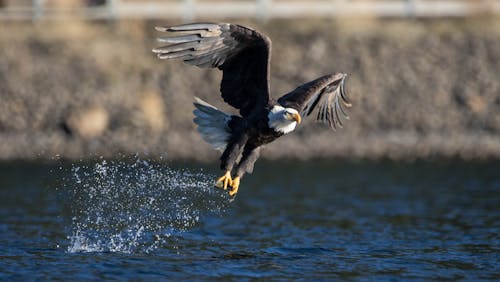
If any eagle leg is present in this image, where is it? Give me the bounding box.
[228,176,240,196]
[215,170,233,190]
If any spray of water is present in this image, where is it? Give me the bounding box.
[65,158,230,254]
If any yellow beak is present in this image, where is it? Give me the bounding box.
[292,112,302,124]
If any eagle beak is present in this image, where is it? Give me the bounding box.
[292,113,302,124]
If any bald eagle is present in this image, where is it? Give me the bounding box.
[153,23,351,196]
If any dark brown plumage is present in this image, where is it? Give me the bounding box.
[154,23,270,117]
[278,73,351,130]
[153,22,351,196]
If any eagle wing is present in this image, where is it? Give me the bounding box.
[277,73,351,130]
[153,23,271,117]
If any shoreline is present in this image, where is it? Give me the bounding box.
[1,131,500,162]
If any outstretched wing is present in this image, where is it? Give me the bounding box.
[277,73,351,130]
[153,23,271,117]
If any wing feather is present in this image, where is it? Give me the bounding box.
[153,22,271,117]
[164,23,221,32]
[278,73,351,130]
[156,34,202,44]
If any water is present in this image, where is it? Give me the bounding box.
[0,160,499,280]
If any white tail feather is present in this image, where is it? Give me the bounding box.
[193,97,231,151]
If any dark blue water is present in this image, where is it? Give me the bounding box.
[0,160,499,280]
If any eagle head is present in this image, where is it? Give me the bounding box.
[268,105,301,134]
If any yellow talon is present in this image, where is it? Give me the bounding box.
[228,176,240,197]
[215,171,232,190]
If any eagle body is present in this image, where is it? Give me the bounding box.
[153,23,351,196]
[197,100,286,177]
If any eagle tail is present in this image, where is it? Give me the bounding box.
[193,97,231,151]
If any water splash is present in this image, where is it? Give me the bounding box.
[65,159,230,254]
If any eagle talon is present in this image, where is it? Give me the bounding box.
[215,171,232,190]
[228,176,240,197]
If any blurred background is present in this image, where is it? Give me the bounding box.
[1,0,500,162]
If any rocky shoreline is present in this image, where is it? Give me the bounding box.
[1,19,500,161]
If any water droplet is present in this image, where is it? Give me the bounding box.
[65,157,230,254]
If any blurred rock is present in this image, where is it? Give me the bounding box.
[64,105,109,139]
[135,90,168,132]
[466,95,486,113]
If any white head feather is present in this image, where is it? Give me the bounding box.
[268,105,300,134]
